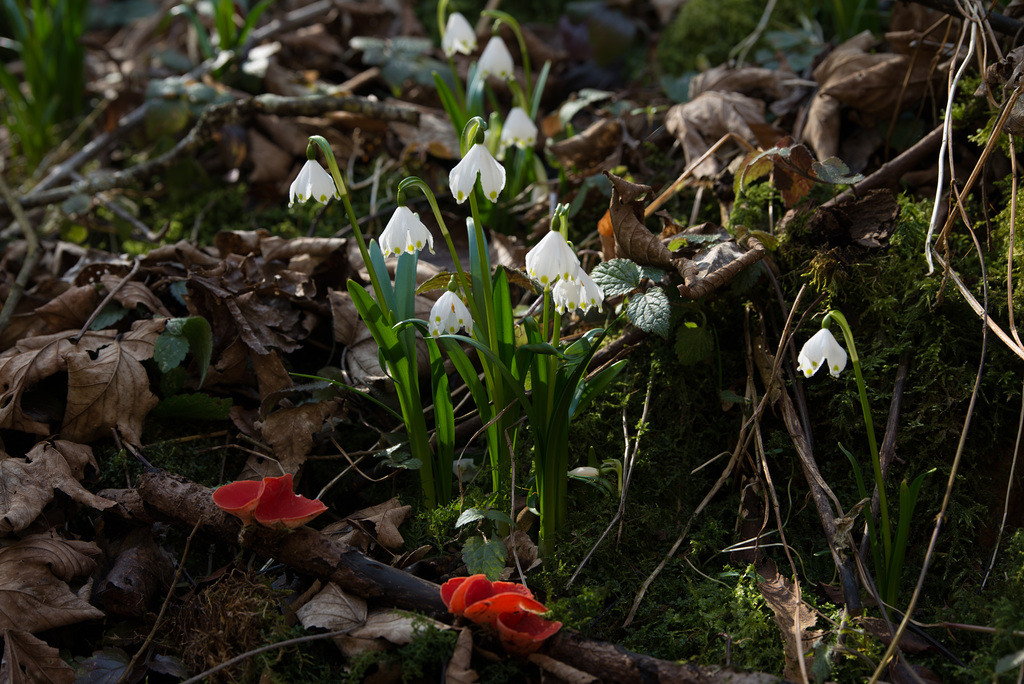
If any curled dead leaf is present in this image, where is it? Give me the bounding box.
[605,172,674,270]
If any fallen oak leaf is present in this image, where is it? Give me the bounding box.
[0,440,117,535]
[0,535,105,633]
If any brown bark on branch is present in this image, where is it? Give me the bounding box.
[4,94,420,212]
[134,469,446,615]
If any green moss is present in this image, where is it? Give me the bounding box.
[657,0,803,76]
[344,622,457,683]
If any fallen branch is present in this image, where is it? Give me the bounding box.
[127,469,792,683]
[4,94,420,212]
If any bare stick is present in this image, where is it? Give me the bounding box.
[0,171,44,338]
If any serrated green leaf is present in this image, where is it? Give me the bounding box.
[456,508,486,528]
[674,319,714,365]
[156,317,212,386]
[625,288,671,338]
[151,393,232,420]
[462,536,507,580]
[639,266,665,282]
[90,303,127,330]
[591,258,642,297]
[153,333,189,372]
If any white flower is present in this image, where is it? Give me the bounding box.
[442,12,477,57]
[552,276,584,314]
[477,36,514,80]
[578,270,604,312]
[500,107,537,149]
[429,291,473,337]
[797,328,848,378]
[525,230,580,286]
[379,206,434,257]
[289,160,339,207]
[449,143,506,204]
[568,466,600,478]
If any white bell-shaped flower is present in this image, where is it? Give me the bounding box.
[578,270,604,312]
[568,466,600,478]
[289,160,339,207]
[552,276,584,314]
[500,107,537,149]
[442,12,476,57]
[525,230,580,287]
[477,36,514,80]
[797,328,848,378]
[379,206,434,257]
[429,290,473,337]
[449,143,506,204]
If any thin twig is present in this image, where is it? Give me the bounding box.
[0,170,43,338]
[114,519,201,684]
[179,628,357,684]
[71,258,141,343]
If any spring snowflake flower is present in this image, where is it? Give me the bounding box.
[442,12,477,56]
[289,160,339,207]
[477,36,514,80]
[449,143,506,204]
[552,276,584,314]
[429,291,473,337]
[797,328,848,378]
[578,270,604,312]
[525,230,580,287]
[568,466,600,478]
[379,206,434,257]
[500,107,537,149]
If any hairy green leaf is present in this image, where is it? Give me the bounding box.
[592,258,642,297]
[462,536,507,580]
[626,288,671,338]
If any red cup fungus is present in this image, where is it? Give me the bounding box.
[213,473,327,529]
[438,575,561,654]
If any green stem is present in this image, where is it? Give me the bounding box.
[824,310,891,565]
[308,136,388,316]
[482,9,532,107]
[396,177,479,322]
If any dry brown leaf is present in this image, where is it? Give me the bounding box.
[95,527,174,618]
[247,129,295,185]
[804,30,881,159]
[664,91,771,178]
[391,105,460,161]
[605,173,674,270]
[33,285,100,336]
[0,535,105,633]
[689,64,794,102]
[823,54,938,118]
[296,582,368,633]
[258,400,337,474]
[99,275,172,317]
[329,288,434,387]
[548,118,623,175]
[0,629,76,684]
[446,628,478,684]
[0,319,163,444]
[346,498,412,550]
[0,441,117,535]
